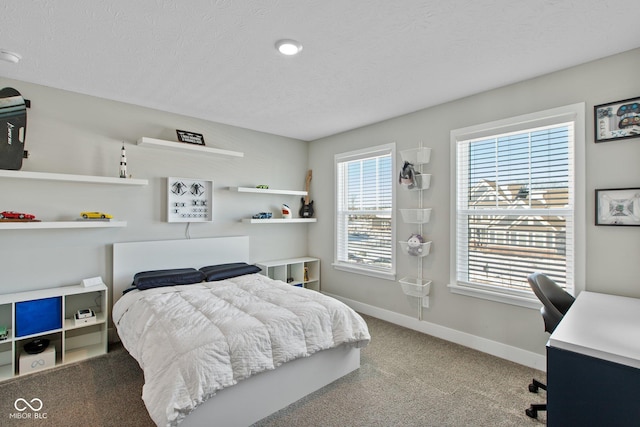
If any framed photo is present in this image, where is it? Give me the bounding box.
[594,96,640,142]
[595,188,640,226]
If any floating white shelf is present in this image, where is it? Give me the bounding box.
[0,221,127,230]
[137,137,244,158]
[242,218,317,224]
[0,169,148,186]
[229,186,307,196]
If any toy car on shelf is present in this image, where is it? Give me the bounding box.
[252,212,273,219]
[0,211,36,220]
[255,185,269,189]
[80,211,113,219]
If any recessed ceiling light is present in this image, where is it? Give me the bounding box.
[275,39,302,56]
[0,49,21,64]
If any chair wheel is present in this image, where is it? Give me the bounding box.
[529,383,539,393]
[526,407,538,418]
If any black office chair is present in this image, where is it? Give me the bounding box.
[525,272,575,419]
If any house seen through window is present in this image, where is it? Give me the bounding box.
[451,104,584,306]
[334,143,395,280]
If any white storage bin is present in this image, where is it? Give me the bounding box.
[400,147,431,165]
[399,278,432,297]
[400,208,432,224]
[399,240,432,257]
[19,346,55,374]
[399,173,431,190]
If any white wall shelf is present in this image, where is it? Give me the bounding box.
[242,218,317,224]
[137,137,244,158]
[257,257,320,291]
[0,283,108,381]
[0,221,127,230]
[229,186,307,196]
[0,169,148,186]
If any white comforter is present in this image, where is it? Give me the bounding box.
[113,273,371,426]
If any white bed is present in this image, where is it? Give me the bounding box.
[112,236,369,427]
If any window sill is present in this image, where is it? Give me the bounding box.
[448,283,542,310]
[333,263,396,281]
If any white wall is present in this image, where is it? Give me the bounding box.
[0,78,311,296]
[308,48,640,360]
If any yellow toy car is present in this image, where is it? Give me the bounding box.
[80,211,113,219]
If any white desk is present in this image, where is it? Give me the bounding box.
[547,291,640,426]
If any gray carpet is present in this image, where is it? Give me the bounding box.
[0,315,547,426]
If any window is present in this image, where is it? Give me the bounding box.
[450,104,585,307]
[334,143,395,280]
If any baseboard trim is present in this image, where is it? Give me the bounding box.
[326,292,546,371]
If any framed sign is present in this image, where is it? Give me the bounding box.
[176,129,205,146]
[595,188,640,226]
[594,96,640,143]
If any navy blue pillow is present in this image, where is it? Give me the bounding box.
[133,268,205,290]
[199,263,261,281]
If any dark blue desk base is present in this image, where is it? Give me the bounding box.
[547,346,640,426]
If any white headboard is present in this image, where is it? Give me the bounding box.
[112,236,250,307]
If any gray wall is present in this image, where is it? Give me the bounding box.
[0,78,311,296]
[1,48,638,362]
[308,48,640,357]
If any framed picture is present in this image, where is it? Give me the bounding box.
[595,188,640,226]
[166,177,213,223]
[594,96,640,142]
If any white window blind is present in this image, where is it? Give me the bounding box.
[335,144,395,279]
[452,104,584,302]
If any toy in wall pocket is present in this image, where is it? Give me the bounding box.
[0,87,28,170]
[406,233,425,256]
[399,161,420,189]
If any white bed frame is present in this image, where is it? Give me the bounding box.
[112,236,361,426]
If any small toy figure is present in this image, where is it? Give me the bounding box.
[399,161,420,189]
[406,233,425,256]
[282,204,292,219]
[0,211,36,220]
[119,142,127,178]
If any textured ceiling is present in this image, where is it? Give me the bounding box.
[1,1,639,141]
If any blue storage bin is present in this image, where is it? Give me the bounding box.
[15,296,62,337]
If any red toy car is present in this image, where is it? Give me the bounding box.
[0,211,36,220]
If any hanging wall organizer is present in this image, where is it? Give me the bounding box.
[398,145,432,320]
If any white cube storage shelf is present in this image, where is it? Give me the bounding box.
[0,284,108,380]
[257,258,320,292]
